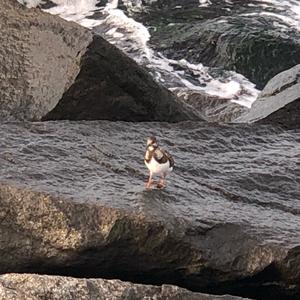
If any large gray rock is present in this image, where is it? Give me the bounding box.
[236,64,300,128]
[1,0,198,122]
[0,0,92,121]
[0,121,299,299]
[0,274,250,300]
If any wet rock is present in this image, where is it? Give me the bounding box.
[0,121,299,300]
[1,0,198,122]
[0,0,92,121]
[173,88,249,123]
[148,15,300,89]
[0,273,250,300]
[236,64,300,128]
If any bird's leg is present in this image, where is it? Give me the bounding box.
[159,173,166,188]
[146,172,153,189]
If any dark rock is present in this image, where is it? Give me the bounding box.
[0,274,250,300]
[236,64,300,128]
[147,15,300,89]
[0,121,299,300]
[1,0,198,122]
[43,34,199,122]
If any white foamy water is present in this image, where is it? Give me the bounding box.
[199,0,212,8]
[46,0,104,27]
[19,0,300,108]
[96,0,259,106]
[255,0,300,30]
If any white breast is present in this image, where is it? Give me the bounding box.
[145,158,173,175]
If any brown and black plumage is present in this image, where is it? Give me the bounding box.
[144,136,174,189]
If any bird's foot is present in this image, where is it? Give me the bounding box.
[145,180,154,189]
[157,179,166,189]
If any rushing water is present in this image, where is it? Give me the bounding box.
[1,121,299,248]
[19,0,300,109]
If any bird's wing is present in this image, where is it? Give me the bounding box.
[162,149,175,167]
[154,148,168,164]
[154,148,174,166]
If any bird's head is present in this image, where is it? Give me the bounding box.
[147,136,158,148]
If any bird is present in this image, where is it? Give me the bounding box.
[144,136,174,189]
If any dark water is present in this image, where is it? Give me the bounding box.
[1,121,299,249]
[121,0,300,27]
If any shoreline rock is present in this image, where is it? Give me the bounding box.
[0,120,299,299]
[0,0,92,121]
[0,180,298,299]
[236,64,300,128]
[0,273,251,300]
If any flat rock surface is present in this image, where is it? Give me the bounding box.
[0,274,250,300]
[0,121,299,299]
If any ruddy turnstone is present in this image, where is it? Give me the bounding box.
[144,136,174,189]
